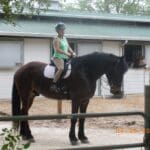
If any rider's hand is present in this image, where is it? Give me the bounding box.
[70,52,76,57]
[66,52,72,57]
[72,52,76,57]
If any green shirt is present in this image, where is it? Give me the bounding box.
[53,37,69,59]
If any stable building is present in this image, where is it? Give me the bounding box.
[0,10,150,99]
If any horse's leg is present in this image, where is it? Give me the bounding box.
[20,93,35,142]
[28,92,36,109]
[78,100,89,143]
[69,99,80,145]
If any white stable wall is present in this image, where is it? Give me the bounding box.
[24,38,50,64]
[0,38,51,99]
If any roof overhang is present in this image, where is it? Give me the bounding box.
[0,31,150,42]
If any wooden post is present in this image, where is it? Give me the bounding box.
[57,100,62,114]
[145,86,150,150]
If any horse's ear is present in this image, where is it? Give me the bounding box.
[119,56,128,72]
[119,56,126,63]
[120,56,125,60]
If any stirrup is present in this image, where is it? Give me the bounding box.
[50,84,59,93]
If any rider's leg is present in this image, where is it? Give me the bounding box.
[53,58,64,83]
[50,58,64,92]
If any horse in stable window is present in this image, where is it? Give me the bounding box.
[12,52,128,145]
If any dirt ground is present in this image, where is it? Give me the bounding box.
[0,95,145,149]
[0,95,144,129]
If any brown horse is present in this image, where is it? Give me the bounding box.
[12,52,128,145]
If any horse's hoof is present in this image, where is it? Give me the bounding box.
[78,135,89,144]
[70,140,79,145]
[80,139,90,144]
[28,138,35,143]
[22,136,35,143]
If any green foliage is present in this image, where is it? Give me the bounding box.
[143,0,150,15]
[0,0,51,24]
[62,0,150,16]
[0,128,30,150]
[77,0,94,11]
[1,0,150,24]
[62,0,94,11]
[95,0,113,13]
[121,0,142,15]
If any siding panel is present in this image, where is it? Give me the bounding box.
[24,38,50,64]
[124,69,145,94]
[145,45,150,67]
[0,71,14,99]
[102,41,122,56]
[0,40,22,99]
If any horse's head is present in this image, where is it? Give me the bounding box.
[106,56,128,95]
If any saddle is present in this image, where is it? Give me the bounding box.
[44,59,71,79]
[43,59,72,95]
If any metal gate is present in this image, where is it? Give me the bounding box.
[0,111,146,150]
[0,86,150,150]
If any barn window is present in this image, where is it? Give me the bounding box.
[124,45,145,68]
[0,41,22,68]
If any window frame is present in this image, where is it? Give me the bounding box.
[124,44,145,69]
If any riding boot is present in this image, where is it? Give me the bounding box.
[50,82,59,93]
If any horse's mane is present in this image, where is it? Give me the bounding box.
[72,52,119,66]
[71,52,128,76]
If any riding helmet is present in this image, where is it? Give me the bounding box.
[55,22,66,32]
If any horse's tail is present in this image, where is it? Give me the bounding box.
[12,80,21,130]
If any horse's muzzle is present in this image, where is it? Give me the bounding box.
[110,85,122,95]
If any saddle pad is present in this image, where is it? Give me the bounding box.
[44,65,55,79]
[43,64,71,79]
